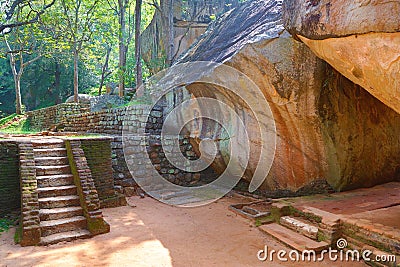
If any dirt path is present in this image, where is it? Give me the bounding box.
[0,195,365,267]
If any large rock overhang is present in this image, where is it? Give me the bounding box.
[283,0,400,114]
[169,0,400,193]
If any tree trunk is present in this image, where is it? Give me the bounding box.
[135,0,143,89]
[14,75,22,115]
[73,49,79,103]
[118,0,126,97]
[7,52,23,114]
[166,0,174,65]
[99,46,112,96]
[54,60,62,104]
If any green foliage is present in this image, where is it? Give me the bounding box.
[0,114,19,126]
[287,206,322,224]
[317,231,328,242]
[14,224,22,244]
[0,218,12,233]
[0,47,98,114]
[0,59,15,114]
[87,86,106,96]
[0,0,241,116]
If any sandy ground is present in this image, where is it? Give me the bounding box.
[0,195,366,267]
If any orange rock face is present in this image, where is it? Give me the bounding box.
[283,0,400,39]
[284,0,400,114]
[170,0,400,194]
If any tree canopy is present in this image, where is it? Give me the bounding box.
[0,0,242,115]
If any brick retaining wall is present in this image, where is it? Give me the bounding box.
[26,103,90,131]
[0,141,20,216]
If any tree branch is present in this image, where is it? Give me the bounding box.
[22,53,43,68]
[145,0,161,13]
[0,0,56,33]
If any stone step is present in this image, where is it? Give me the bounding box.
[32,139,65,149]
[342,235,364,251]
[345,228,400,258]
[40,229,91,246]
[37,174,74,188]
[37,185,78,198]
[34,148,67,157]
[259,223,329,252]
[40,206,84,221]
[280,216,319,240]
[39,195,80,209]
[36,165,71,176]
[35,157,69,166]
[40,216,87,237]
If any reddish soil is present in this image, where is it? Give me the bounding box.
[0,195,365,267]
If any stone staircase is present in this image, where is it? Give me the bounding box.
[258,203,337,253]
[32,139,91,245]
[259,221,330,252]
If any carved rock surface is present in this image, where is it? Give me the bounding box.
[283,0,400,114]
[174,0,400,192]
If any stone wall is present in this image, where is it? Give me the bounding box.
[63,105,163,135]
[0,141,20,217]
[111,136,134,193]
[26,102,219,196]
[26,103,90,131]
[148,135,202,186]
[112,135,218,196]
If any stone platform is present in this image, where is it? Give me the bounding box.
[286,182,400,216]
[267,182,400,263]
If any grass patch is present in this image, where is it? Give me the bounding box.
[0,114,19,126]
[0,116,39,134]
[317,231,328,242]
[14,224,22,244]
[0,213,21,242]
[255,216,275,227]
